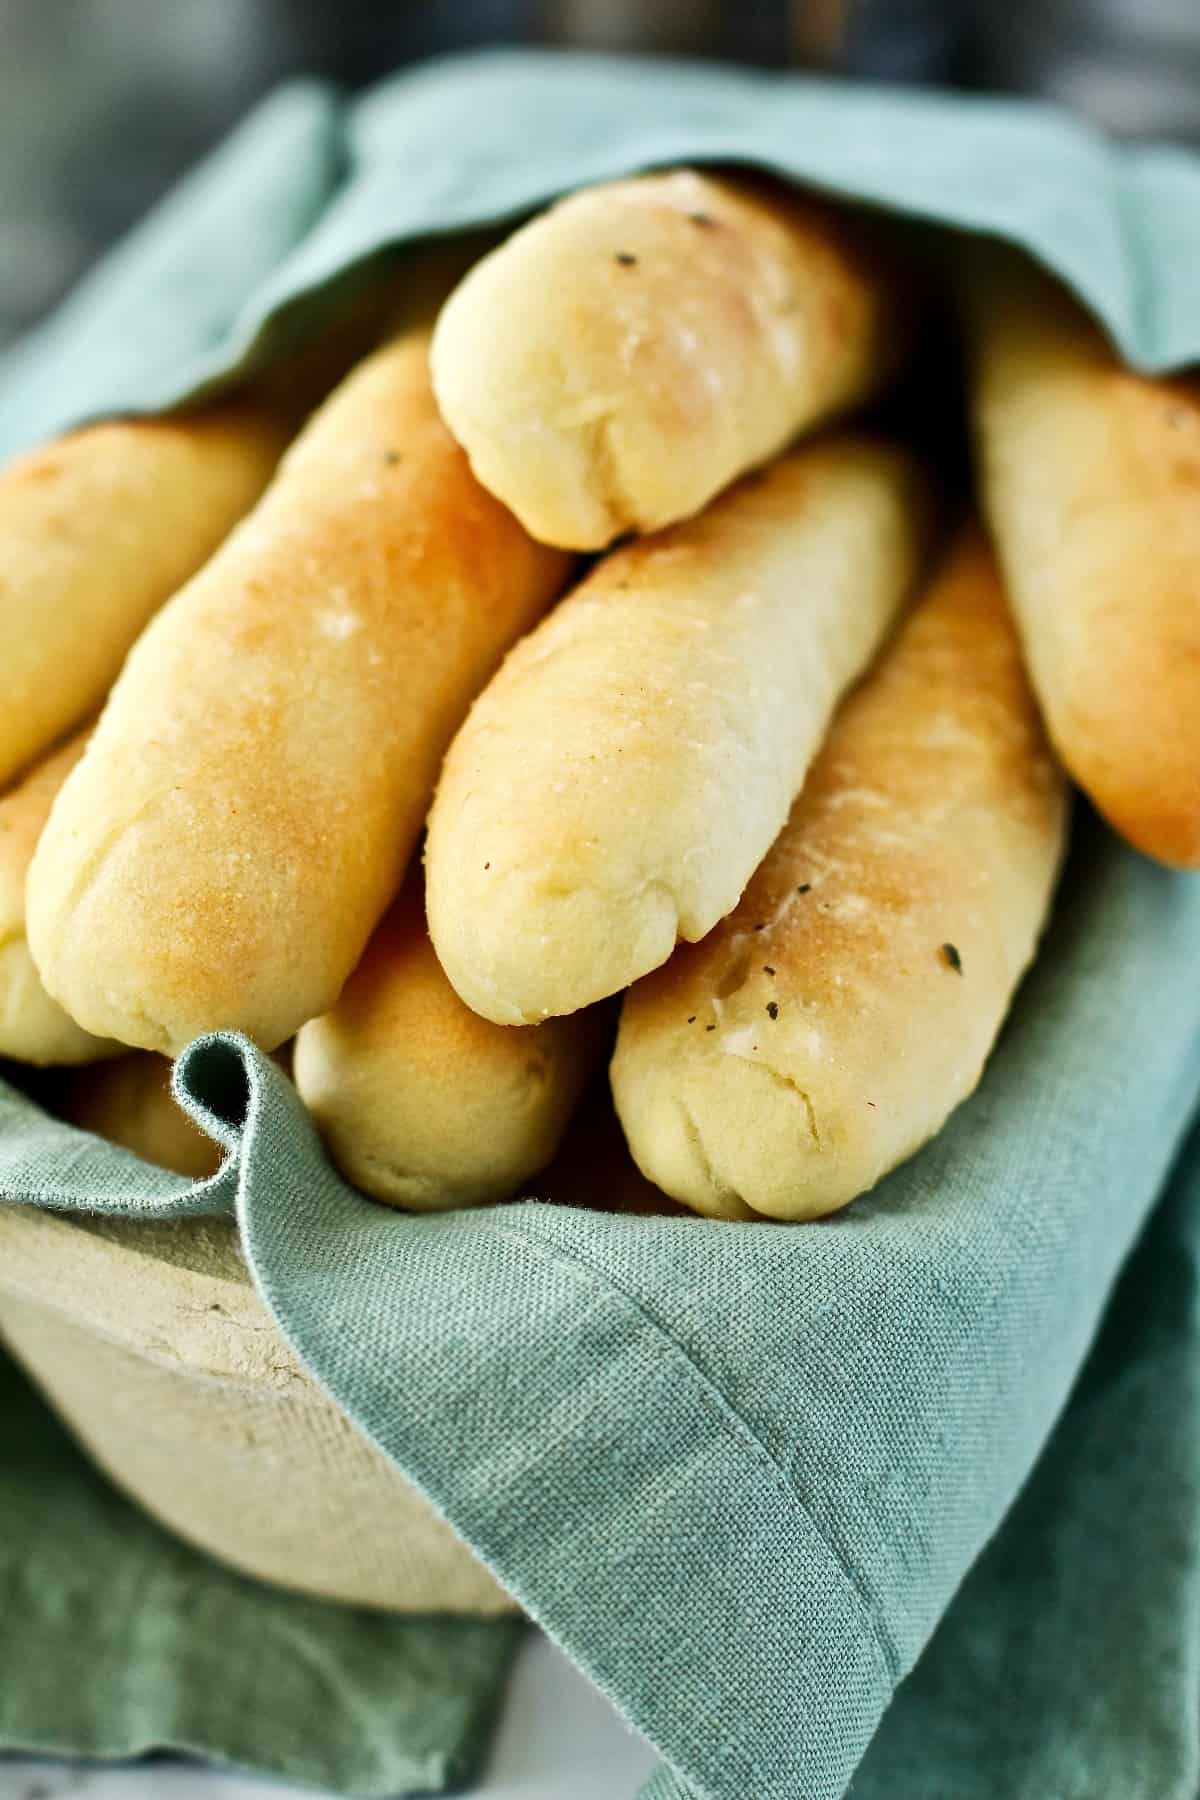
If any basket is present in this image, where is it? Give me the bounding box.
[0,1201,514,1616]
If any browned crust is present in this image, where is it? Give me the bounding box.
[0,406,286,787]
[612,526,1068,1220]
[27,333,570,1053]
[964,244,1200,867]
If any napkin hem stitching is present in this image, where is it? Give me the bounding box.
[487,1211,903,1687]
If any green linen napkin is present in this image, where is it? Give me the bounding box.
[851,1112,1200,1800]
[4,48,1200,1800]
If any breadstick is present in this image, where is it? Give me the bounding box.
[963,243,1200,867]
[293,880,607,1210]
[56,1053,223,1181]
[27,331,570,1054]
[0,729,117,1066]
[426,435,931,1025]
[0,406,285,787]
[431,169,908,548]
[612,527,1067,1220]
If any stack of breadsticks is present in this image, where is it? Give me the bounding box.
[3,169,1197,1218]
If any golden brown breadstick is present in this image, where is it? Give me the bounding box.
[0,407,285,787]
[962,243,1200,867]
[294,880,608,1210]
[56,1053,223,1181]
[0,729,117,1066]
[612,527,1067,1221]
[27,330,570,1055]
[426,435,931,1025]
[431,169,908,548]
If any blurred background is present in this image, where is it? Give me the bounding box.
[2,0,1199,350]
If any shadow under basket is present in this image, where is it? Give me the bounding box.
[0,1203,514,1617]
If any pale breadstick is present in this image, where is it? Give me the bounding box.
[426,436,931,1025]
[56,1053,222,1181]
[27,331,570,1055]
[293,880,607,1211]
[0,729,117,1066]
[431,169,908,549]
[0,406,285,787]
[963,243,1200,867]
[612,527,1067,1221]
